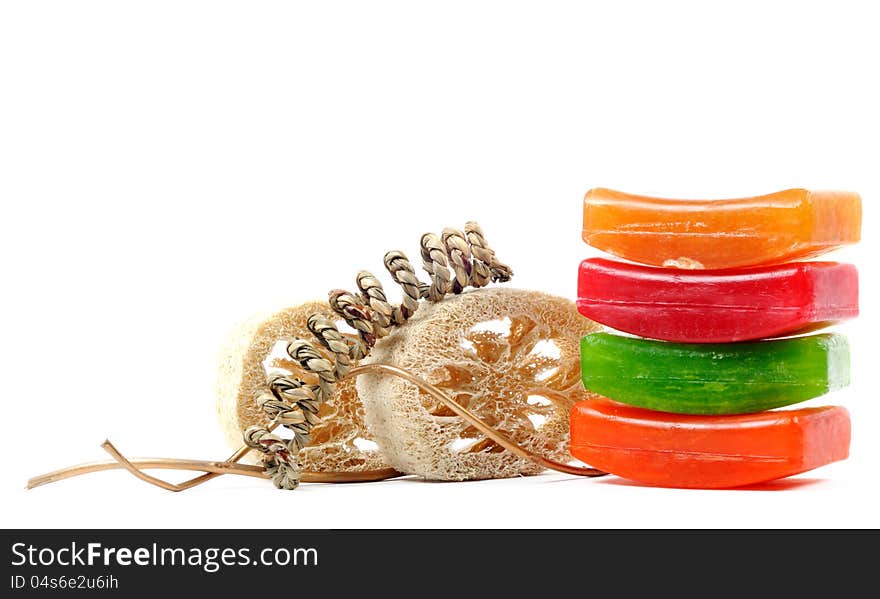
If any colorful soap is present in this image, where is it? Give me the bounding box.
[577,258,859,343]
[570,398,851,488]
[582,188,862,269]
[580,332,850,415]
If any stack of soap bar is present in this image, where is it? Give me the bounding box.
[570,188,861,488]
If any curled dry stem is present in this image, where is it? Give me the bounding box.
[27,363,605,492]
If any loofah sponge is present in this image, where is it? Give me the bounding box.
[215,302,391,473]
[357,287,601,481]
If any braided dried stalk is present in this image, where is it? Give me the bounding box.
[245,222,514,489]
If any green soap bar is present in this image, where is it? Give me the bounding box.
[580,332,850,415]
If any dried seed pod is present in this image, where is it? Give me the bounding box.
[357,287,601,481]
[216,302,390,473]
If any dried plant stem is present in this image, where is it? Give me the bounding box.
[27,456,266,490]
[348,364,605,478]
[26,457,400,490]
[27,362,604,492]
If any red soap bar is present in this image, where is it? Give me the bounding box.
[570,398,851,489]
[577,258,858,343]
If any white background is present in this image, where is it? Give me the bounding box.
[1,1,877,528]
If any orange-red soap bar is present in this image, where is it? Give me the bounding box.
[570,398,851,488]
[582,188,861,269]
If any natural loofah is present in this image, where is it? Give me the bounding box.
[215,302,391,473]
[357,287,601,481]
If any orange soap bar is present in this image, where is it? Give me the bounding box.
[582,188,861,269]
[570,398,851,489]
